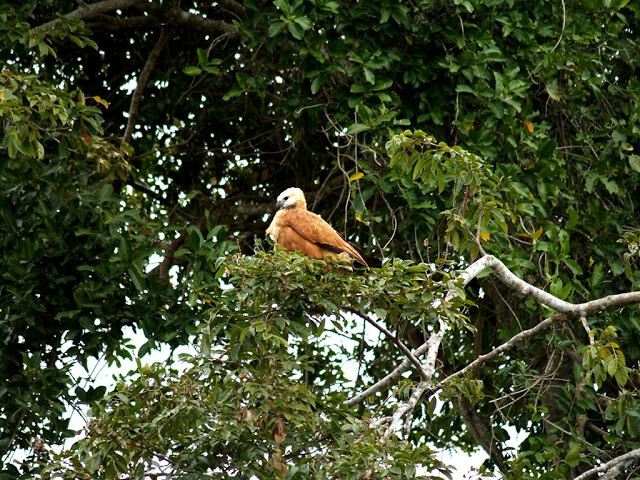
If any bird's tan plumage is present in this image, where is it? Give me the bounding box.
[266,187,370,267]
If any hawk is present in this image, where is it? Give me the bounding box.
[266,187,380,268]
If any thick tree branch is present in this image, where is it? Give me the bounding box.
[218,0,247,20]
[457,396,510,476]
[382,319,445,437]
[457,255,640,316]
[136,3,242,38]
[33,0,147,31]
[123,27,172,145]
[34,0,242,40]
[574,448,640,480]
[441,254,640,385]
[88,14,160,31]
[152,234,187,284]
[349,254,640,409]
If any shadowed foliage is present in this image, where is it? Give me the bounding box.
[1,0,639,478]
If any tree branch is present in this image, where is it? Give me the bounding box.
[382,319,445,437]
[349,254,640,408]
[344,341,433,407]
[33,0,147,31]
[218,0,246,20]
[574,448,640,480]
[440,254,640,384]
[344,307,430,382]
[123,27,172,145]
[441,313,566,384]
[136,3,242,38]
[457,396,510,476]
[456,255,640,317]
[34,0,242,40]
[88,14,160,31]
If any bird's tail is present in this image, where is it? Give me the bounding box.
[350,244,382,269]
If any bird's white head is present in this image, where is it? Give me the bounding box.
[276,187,307,210]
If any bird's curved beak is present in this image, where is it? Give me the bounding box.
[276,200,285,209]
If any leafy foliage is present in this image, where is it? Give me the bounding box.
[43,252,457,479]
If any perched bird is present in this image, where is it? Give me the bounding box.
[266,187,381,268]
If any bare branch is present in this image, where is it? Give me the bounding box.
[382,380,429,437]
[218,0,246,20]
[441,313,566,384]
[574,448,640,480]
[123,27,172,145]
[457,255,640,316]
[34,0,242,40]
[382,319,445,437]
[440,254,640,383]
[344,341,433,407]
[344,307,430,382]
[349,253,640,408]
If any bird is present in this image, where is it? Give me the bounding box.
[266,187,381,268]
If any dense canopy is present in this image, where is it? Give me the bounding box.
[1,0,639,478]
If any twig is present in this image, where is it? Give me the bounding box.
[550,0,566,55]
[581,316,594,344]
[528,0,567,78]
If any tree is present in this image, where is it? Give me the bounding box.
[1,0,639,478]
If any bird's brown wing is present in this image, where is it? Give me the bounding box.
[278,208,368,266]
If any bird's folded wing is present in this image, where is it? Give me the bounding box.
[282,209,366,264]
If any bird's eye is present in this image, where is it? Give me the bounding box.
[283,196,288,200]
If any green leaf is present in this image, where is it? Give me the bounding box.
[310,76,324,94]
[456,84,476,95]
[183,66,202,76]
[562,258,583,276]
[615,367,628,387]
[268,21,286,37]
[203,65,220,75]
[606,355,617,376]
[538,137,557,158]
[293,16,313,30]
[346,123,370,134]
[288,21,304,39]
[196,48,207,67]
[372,78,393,91]
[273,0,290,13]
[350,83,368,93]
[545,80,561,101]
[364,67,375,85]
